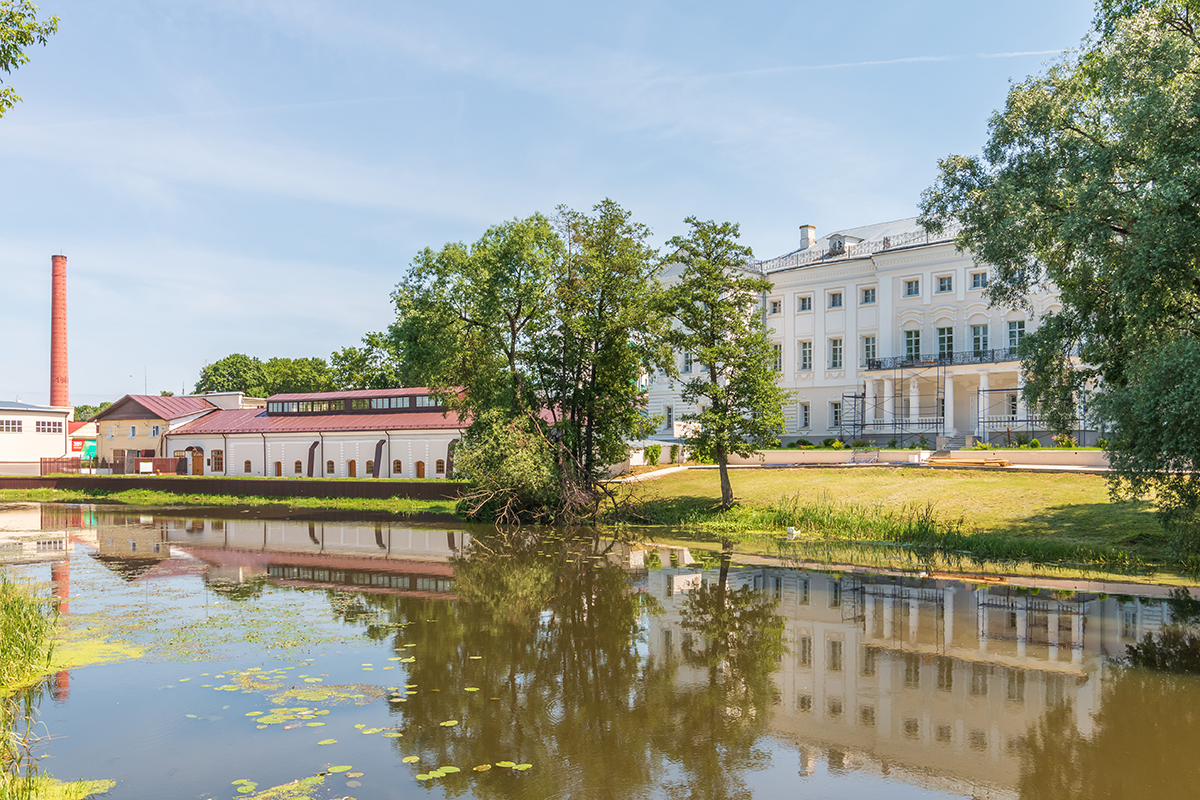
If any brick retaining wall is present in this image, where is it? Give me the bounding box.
[0,475,465,501]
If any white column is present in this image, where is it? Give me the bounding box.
[977,372,990,438]
[1048,608,1060,661]
[943,588,956,649]
[883,379,894,423]
[1016,371,1027,421]
[865,380,877,423]
[1016,597,1028,658]
[1071,611,1083,664]
[864,592,876,638]
[909,598,920,642]
[944,375,956,434]
[883,587,895,639]
[909,378,920,423]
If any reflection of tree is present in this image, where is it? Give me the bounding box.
[323,530,783,799]
[204,577,267,602]
[1019,664,1200,799]
[666,545,785,800]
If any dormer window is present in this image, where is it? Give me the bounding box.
[829,235,846,255]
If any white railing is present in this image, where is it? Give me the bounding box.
[749,222,964,273]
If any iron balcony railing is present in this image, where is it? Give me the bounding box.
[864,347,1020,371]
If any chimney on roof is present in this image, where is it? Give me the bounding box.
[50,255,69,409]
[799,224,816,250]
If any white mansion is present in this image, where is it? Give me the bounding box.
[648,217,1084,447]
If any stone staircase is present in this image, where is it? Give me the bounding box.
[932,435,971,458]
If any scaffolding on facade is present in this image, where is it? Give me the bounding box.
[839,355,947,447]
[975,387,1091,445]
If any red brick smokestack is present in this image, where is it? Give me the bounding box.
[50,254,68,408]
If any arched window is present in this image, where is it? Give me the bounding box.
[366,460,374,477]
[294,460,303,474]
[392,459,402,474]
[274,461,282,477]
[326,460,335,475]
[348,460,357,478]
[243,460,252,473]
[435,459,445,474]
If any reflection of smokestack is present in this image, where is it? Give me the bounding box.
[50,255,69,408]
[53,670,70,701]
[51,559,70,615]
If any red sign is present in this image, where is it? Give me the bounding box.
[71,439,83,452]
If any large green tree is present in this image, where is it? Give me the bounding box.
[392,203,668,521]
[329,331,402,390]
[663,218,789,509]
[919,0,1200,547]
[0,0,57,119]
[194,354,334,397]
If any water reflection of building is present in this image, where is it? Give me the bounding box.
[646,565,1189,796]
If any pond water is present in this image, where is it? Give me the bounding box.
[3,502,1200,799]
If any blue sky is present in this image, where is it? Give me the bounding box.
[0,0,1096,406]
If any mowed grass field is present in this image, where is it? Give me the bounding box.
[630,467,1166,562]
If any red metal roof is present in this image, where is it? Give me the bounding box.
[93,395,217,422]
[166,408,466,436]
[268,387,437,402]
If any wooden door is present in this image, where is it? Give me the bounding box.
[349,460,357,478]
[192,453,204,475]
[416,461,425,478]
[274,462,282,477]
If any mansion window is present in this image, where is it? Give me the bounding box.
[905,330,921,360]
[797,295,813,312]
[800,402,810,429]
[971,271,989,289]
[294,460,303,474]
[828,292,843,309]
[366,460,375,475]
[326,460,335,475]
[665,406,674,431]
[937,275,953,293]
[862,336,876,364]
[393,459,402,474]
[0,420,22,433]
[211,450,224,472]
[244,460,252,474]
[972,324,990,354]
[769,299,782,315]
[904,279,920,297]
[861,287,876,304]
[436,459,446,474]
[771,343,783,373]
[798,341,813,372]
[829,338,843,369]
[35,421,64,434]
[1009,320,1026,349]
[682,351,693,373]
[938,327,954,356]
[830,401,842,427]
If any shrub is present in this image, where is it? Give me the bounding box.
[1052,433,1077,448]
[1015,432,1030,446]
[970,439,991,450]
[1030,438,1041,448]
[830,440,846,450]
[1097,438,1108,449]
[918,435,930,449]
[795,439,812,448]
[669,444,680,464]
[851,439,871,448]
[886,438,898,449]
[821,438,837,447]
[645,444,662,466]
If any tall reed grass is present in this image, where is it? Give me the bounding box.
[0,576,57,691]
[665,492,1145,570]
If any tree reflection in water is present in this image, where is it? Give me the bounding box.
[320,530,787,799]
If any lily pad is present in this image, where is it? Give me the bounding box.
[514,764,533,771]
[346,772,364,778]
[327,766,353,773]
[306,722,325,727]
[496,761,516,768]
[440,766,461,774]
[439,720,459,727]
[382,732,402,738]
[415,774,431,781]
[464,687,479,692]
[317,739,337,745]
[403,756,419,764]
[473,764,491,772]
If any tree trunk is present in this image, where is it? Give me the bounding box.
[716,440,734,509]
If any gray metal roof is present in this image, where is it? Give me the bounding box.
[754,216,963,274]
[0,400,69,413]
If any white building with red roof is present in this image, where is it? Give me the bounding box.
[163,387,463,479]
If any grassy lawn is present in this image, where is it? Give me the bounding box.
[628,467,1168,568]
